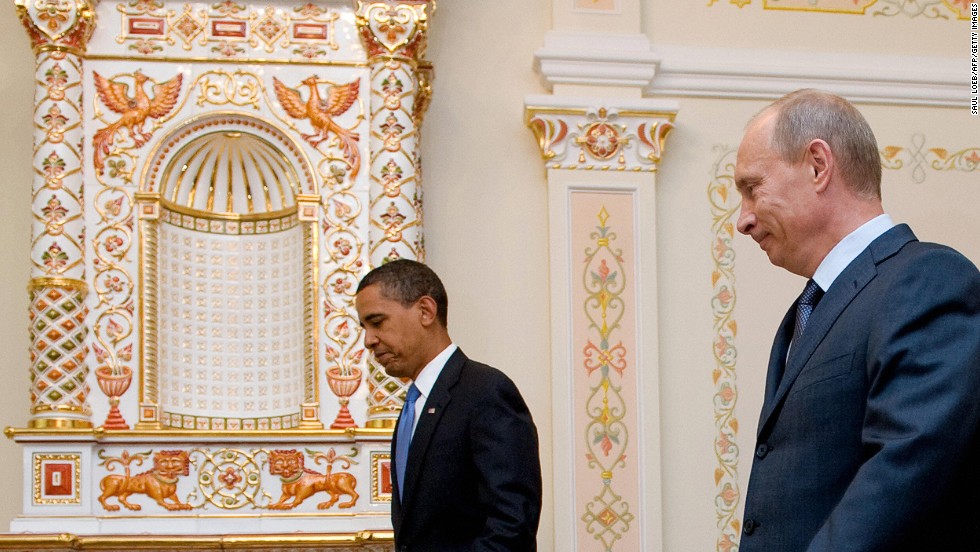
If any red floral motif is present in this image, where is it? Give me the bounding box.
[41,242,69,271]
[42,196,68,225]
[42,152,66,188]
[583,122,621,160]
[377,8,406,42]
[332,237,353,256]
[103,275,125,293]
[219,467,242,489]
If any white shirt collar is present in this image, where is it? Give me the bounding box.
[412,343,458,400]
[813,214,894,292]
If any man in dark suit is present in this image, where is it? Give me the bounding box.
[354,259,542,551]
[735,89,980,551]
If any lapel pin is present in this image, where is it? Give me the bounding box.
[427,408,436,414]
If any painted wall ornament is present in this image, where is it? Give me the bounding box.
[9,0,434,542]
[92,71,183,175]
[98,449,193,512]
[268,448,360,510]
[525,105,675,172]
[273,76,362,181]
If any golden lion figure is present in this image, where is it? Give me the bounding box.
[268,449,359,510]
[98,450,193,512]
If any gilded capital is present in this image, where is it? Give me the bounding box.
[15,0,96,55]
[524,102,678,172]
[355,1,433,62]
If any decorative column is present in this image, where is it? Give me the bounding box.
[527,3,677,547]
[17,0,96,429]
[355,0,433,428]
[134,194,160,429]
[525,99,675,552]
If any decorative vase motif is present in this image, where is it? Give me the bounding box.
[96,365,132,430]
[326,366,362,429]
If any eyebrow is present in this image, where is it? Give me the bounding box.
[735,175,761,191]
[360,313,385,327]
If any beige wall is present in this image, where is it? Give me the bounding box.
[0,0,37,527]
[1,0,975,550]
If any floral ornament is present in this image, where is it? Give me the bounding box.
[380,114,404,152]
[382,72,403,110]
[42,104,69,144]
[380,202,405,241]
[41,196,69,228]
[41,242,69,272]
[213,0,246,16]
[219,467,243,489]
[381,159,403,197]
[42,152,66,188]
[44,63,68,101]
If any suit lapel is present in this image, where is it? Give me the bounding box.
[757,225,917,437]
[400,348,464,507]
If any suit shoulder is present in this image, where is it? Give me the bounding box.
[899,240,979,272]
[459,359,519,388]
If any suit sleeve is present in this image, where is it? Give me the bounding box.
[469,375,543,552]
[806,249,980,551]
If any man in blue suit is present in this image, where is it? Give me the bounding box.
[355,259,542,551]
[735,89,980,551]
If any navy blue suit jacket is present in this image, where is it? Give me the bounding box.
[390,348,542,552]
[741,224,980,552]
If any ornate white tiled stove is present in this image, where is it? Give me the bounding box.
[5,0,435,548]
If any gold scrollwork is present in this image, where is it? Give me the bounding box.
[195,69,264,109]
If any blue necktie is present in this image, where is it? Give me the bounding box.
[793,279,824,344]
[395,383,420,501]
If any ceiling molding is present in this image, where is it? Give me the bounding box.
[534,32,965,107]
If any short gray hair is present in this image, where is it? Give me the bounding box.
[761,89,881,199]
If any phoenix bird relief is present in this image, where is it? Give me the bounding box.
[92,70,183,175]
[273,76,361,180]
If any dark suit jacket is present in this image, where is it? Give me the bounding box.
[390,348,542,552]
[741,224,980,552]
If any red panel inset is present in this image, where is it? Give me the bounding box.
[129,17,165,36]
[43,462,73,496]
[293,24,327,40]
[212,21,247,38]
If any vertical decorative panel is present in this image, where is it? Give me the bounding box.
[526,98,676,551]
[709,146,742,552]
[571,194,639,551]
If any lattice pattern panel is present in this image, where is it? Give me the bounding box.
[28,286,89,413]
[158,221,305,429]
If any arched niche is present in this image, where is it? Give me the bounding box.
[135,113,322,430]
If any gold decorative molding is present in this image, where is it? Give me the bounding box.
[15,0,96,55]
[355,1,434,63]
[0,532,394,550]
[525,105,676,172]
[710,0,971,19]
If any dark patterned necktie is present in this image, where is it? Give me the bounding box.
[793,279,824,344]
[395,383,420,502]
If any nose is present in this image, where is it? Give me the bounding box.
[736,200,755,236]
[363,328,378,349]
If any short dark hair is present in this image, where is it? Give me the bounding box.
[762,89,882,199]
[356,259,449,327]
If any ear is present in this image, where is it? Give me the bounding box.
[807,139,834,193]
[415,295,439,328]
